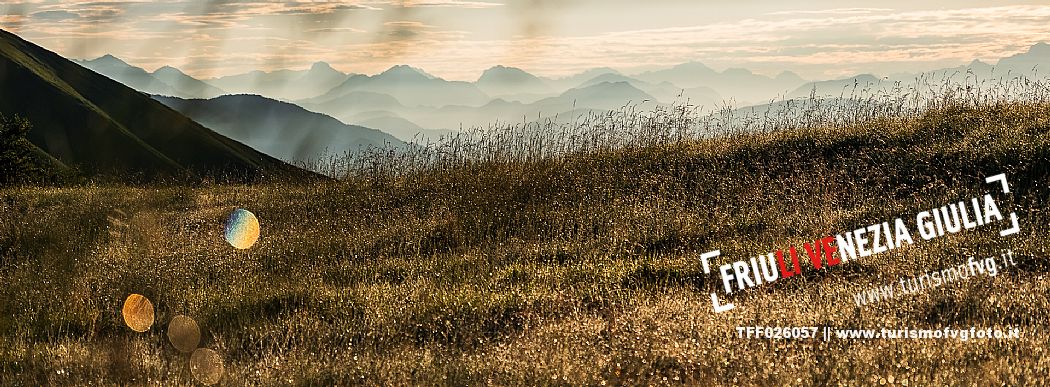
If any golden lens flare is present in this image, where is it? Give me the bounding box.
[190,348,224,385]
[121,294,154,332]
[167,315,201,353]
[224,208,260,249]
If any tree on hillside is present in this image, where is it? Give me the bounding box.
[0,113,43,185]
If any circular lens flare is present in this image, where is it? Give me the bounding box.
[190,348,224,385]
[224,208,260,249]
[122,294,154,332]
[167,315,201,353]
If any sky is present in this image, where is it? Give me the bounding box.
[2,0,1050,81]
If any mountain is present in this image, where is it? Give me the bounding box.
[787,74,882,98]
[0,29,300,179]
[544,67,622,90]
[307,80,660,131]
[418,81,660,129]
[997,42,1050,73]
[542,81,657,111]
[300,90,413,122]
[153,94,404,166]
[635,62,717,87]
[74,55,227,99]
[785,43,1050,100]
[775,71,806,86]
[476,65,553,97]
[425,99,528,129]
[75,54,180,96]
[204,61,351,101]
[356,115,422,140]
[576,73,720,106]
[152,66,225,98]
[311,65,491,108]
[577,73,646,88]
[299,92,458,142]
[354,114,458,143]
[633,62,807,105]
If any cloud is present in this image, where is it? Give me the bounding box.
[30,10,79,20]
[764,8,893,16]
[6,2,1050,81]
[0,13,26,28]
[491,4,1050,78]
[204,1,379,15]
[305,27,367,33]
[33,1,140,21]
[166,0,502,17]
[382,20,428,39]
[395,0,502,8]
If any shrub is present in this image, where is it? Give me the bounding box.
[0,113,44,186]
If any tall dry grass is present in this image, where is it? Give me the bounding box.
[2,75,1050,385]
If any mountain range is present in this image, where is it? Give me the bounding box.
[72,43,1050,143]
[299,79,666,131]
[203,61,351,101]
[633,62,805,103]
[475,65,555,97]
[310,65,491,108]
[75,55,226,99]
[787,43,1050,99]
[0,29,301,180]
[5,24,1048,180]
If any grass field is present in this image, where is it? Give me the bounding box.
[2,101,1050,385]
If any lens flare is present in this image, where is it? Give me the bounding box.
[190,348,224,385]
[224,208,260,249]
[121,294,154,332]
[167,315,201,353]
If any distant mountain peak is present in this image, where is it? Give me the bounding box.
[774,71,804,84]
[672,61,715,72]
[997,42,1050,68]
[581,67,620,76]
[154,65,183,74]
[553,80,656,108]
[551,67,621,84]
[598,80,637,89]
[1027,42,1050,55]
[475,65,551,96]
[571,80,647,95]
[304,61,347,79]
[379,64,434,79]
[388,64,417,72]
[724,67,754,76]
[487,64,529,73]
[478,65,538,81]
[310,61,335,71]
[88,53,130,66]
[586,73,631,82]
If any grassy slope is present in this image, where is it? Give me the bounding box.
[1,103,1049,384]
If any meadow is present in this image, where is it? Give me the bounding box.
[2,77,1050,385]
